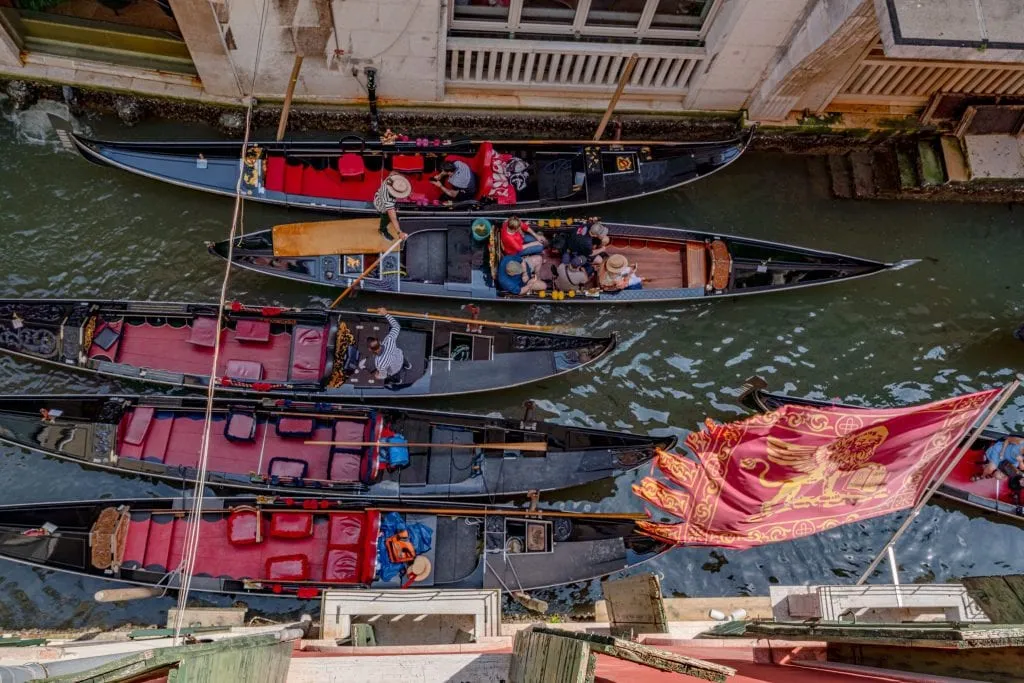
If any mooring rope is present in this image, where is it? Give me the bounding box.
[171,0,272,642]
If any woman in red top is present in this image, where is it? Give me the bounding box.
[500,216,546,256]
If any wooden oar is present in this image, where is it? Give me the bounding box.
[331,237,405,308]
[304,440,548,452]
[366,307,554,332]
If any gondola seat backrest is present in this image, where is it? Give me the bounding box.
[265,156,286,192]
[445,141,495,200]
[337,153,366,179]
[323,510,380,584]
[288,325,328,383]
[227,508,263,545]
[359,414,383,484]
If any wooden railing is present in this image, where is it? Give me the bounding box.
[445,37,706,95]
[836,47,1024,105]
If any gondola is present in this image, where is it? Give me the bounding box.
[0,299,613,399]
[737,376,1024,522]
[0,496,668,597]
[49,115,752,215]
[208,216,917,304]
[0,394,674,498]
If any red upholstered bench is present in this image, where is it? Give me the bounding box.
[328,513,364,547]
[284,163,304,194]
[187,317,220,348]
[276,416,315,438]
[225,359,264,381]
[265,156,286,192]
[392,154,424,174]
[227,509,263,545]
[266,554,310,581]
[324,548,360,583]
[123,407,154,446]
[288,325,328,383]
[235,319,271,343]
[269,512,313,539]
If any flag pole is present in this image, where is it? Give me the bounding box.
[856,380,1019,585]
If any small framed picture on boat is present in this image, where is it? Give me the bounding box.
[343,255,364,275]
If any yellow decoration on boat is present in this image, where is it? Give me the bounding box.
[567,290,576,298]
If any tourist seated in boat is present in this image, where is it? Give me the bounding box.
[366,309,408,382]
[598,254,643,292]
[373,172,412,240]
[500,216,547,256]
[553,256,591,293]
[555,221,609,269]
[431,160,478,202]
[498,254,547,295]
[974,437,1024,481]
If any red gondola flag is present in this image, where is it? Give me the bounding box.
[634,389,1001,549]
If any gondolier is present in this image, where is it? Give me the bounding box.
[374,173,411,241]
[367,308,407,382]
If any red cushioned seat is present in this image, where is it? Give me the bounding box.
[323,548,359,583]
[225,411,257,442]
[227,510,262,545]
[266,554,310,581]
[338,153,366,179]
[358,511,381,583]
[302,166,346,199]
[269,512,313,539]
[284,163,304,194]
[288,325,327,382]
[392,154,424,174]
[235,319,271,343]
[265,156,286,192]
[123,407,154,446]
[276,416,315,437]
[187,317,219,347]
[329,451,361,482]
[268,457,308,479]
[328,513,364,548]
[225,359,264,381]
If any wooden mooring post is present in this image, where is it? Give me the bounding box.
[594,54,638,141]
[276,54,304,141]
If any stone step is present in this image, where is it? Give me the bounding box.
[828,153,854,198]
[872,147,901,195]
[940,135,970,182]
[895,144,920,190]
[917,139,947,186]
[848,150,876,198]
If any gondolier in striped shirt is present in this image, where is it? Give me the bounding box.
[368,308,407,382]
[374,172,412,241]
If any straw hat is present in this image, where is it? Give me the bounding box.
[385,173,412,199]
[505,259,524,276]
[603,253,629,275]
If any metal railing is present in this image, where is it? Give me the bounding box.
[445,37,706,95]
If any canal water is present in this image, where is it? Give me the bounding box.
[1,100,1023,628]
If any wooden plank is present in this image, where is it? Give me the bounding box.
[963,575,1024,624]
[531,627,735,682]
[602,572,668,638]
[511,629,593,683]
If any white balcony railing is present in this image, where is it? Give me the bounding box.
[445,38,706,96]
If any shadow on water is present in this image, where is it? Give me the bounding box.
[0,103,1023,624]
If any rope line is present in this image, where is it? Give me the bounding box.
[171,0,272,642]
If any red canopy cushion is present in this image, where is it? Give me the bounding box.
[235,319,271,343]
[187,317,219,347]
[269,512,313,539]
[266,554,310,581]
[328,513,364,548]
[288,326,327,382]
[123,407,154,446]
[225,359,264,381]
[227,510,262,545]
[323,548,359,583]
